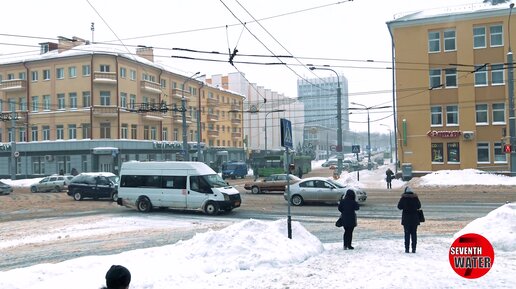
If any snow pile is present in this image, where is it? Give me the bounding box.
[454,202,516,252]
[418,169,516,186]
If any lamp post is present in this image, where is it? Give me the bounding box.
[264,109,286,154]
[308,66,343,175]
[508,3,516,175]
[182,72,200,161]
[350,102,391,169]
[197,79,205,162]
[380,124,393,164]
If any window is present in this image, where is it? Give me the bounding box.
[474,65,488,86]
[100,65,110,72]
[445,68,457,87]
[492,103,505,124]
[430,143,443,163]
[120,92,127,108]
[429,68,441,89]
[31,126,38,141]
[100,123,111,138]
[130,94,136,109]
[477,142,490,163]
[43,95,51,111]
[473,26,486,48]
[100,91,111,106]
[130,69,136,80]
[19,128,26,142]
[69,66,77,78]
[443,30,456,51]
[69,92,77,109]
[19,97,27,111]
[491,64,504,85]
[447,142,460,163]
[431,106,442,126]
[446,105,459,126]
[162,128,168,141]
[31,71,38,82]
[494,142,507,163]
[43,69,51,80]
[144,125,150,140]
[131,124,137,139]
[56,68,64,79]
[7,73,14,80]
[68,124,77,139]
[174,128,178,140]
[57,93,65,110]
[19,72,25,80]
[82,124,91,139]
[121,124,128,139]
[43,126,50,140]
[56,125,64,140]
[120,67,126,78]
[151,127,157,140]
[490,24,503,47]
[428,31,440,52]
[82,65,91,76]
[82,91,91,107]
[32,96,39,112]
[161,79,166,88]
[475,104,488,125]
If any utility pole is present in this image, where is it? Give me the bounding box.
[10,106,17,180]
[508,3,516,175]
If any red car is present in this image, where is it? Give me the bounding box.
[244,174,301,194]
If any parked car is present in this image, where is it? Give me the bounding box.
[284,177,367,206]
[244,174,301,194]
[221,162,248,179]
[0,181,13,195]
[30,175,74,193]
[321,159,338,167]
[67,172,118,201]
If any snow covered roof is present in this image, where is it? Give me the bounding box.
[388,2,511,28]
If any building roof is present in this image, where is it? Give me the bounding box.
[387,2,511,29]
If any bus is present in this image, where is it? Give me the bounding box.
[249,149,312,177]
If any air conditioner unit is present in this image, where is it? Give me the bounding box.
[45,155,54,162]
[463,131,475,141]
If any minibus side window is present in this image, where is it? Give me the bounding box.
[190,176,211,194]
[162,176,186,189]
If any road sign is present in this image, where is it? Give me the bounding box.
[280,118,293,149]
[352,145,361,154]
[330,145,336,152]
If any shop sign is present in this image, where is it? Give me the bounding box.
[427,130,462,138]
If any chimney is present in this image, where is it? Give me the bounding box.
[136,46,154,62]
[58,36,87,53]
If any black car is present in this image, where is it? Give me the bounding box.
[67,172,118,201]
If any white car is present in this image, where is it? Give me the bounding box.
[284,177,367,206]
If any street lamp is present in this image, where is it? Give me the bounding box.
[507,3,516,175]
[264,109,286,154]
[182,72,201,161]
[350,102,391,169]
[197,79,205,162]
[308,66,343,175]
[380,124,393,164]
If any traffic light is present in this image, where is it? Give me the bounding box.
[504,144,512,153]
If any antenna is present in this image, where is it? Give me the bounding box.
[90,22,95,43]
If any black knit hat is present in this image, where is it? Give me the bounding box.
[106,265,131,289]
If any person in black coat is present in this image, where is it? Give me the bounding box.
[397,187,422,253]
[338,189,360,250]
[385,168,394,189]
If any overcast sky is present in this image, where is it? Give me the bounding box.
[0,0,486,132]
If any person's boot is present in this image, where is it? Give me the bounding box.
[405,248,409,253]
[347,245,354,250]
[412,247,416,253]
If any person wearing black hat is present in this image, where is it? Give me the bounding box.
[338,189,360,250]
[101,265,131,289]
[397,187,422,253]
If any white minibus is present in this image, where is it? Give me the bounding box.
[117,161,241,215]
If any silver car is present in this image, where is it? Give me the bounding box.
[284,177,367,206]
[30,175,74,193]
[0,181,13,195]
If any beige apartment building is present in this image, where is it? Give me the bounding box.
[0,36,244,177]
[388,3,514,175]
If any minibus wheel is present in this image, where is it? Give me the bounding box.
[137,197,152,212]
[204,201,219,215]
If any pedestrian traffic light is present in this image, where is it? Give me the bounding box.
[504,144,512,153]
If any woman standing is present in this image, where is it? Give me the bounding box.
[338,189,360,250]
[397,187,422,253]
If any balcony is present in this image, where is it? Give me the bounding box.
[207,113,219,122]
[93,72,117,84]
[0,79,27,92]
[207,98,218,107]
[0,111,27,123]
[207,130,219,138]
[231,104,241,111]
[92,105,118,117]
[140,80,162,94]
[231,117,242,126]
[172,114,192,124]
[232,132,242,139]
[171,88,190,100]
[142,111,165,121]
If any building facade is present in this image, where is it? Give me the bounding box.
[297,75,350,159]
[387,3,513,174]
[0,37,245,178]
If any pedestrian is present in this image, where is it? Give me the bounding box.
[338,189,360,250]
[101,265,131,289]
[71,167,79,176]
[297,165,303,178]
[253,167,259,181]
[397,186,422,253]
[385,168,394,189]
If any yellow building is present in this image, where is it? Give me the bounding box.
[0,36,244,177]
[388,3,514,175]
